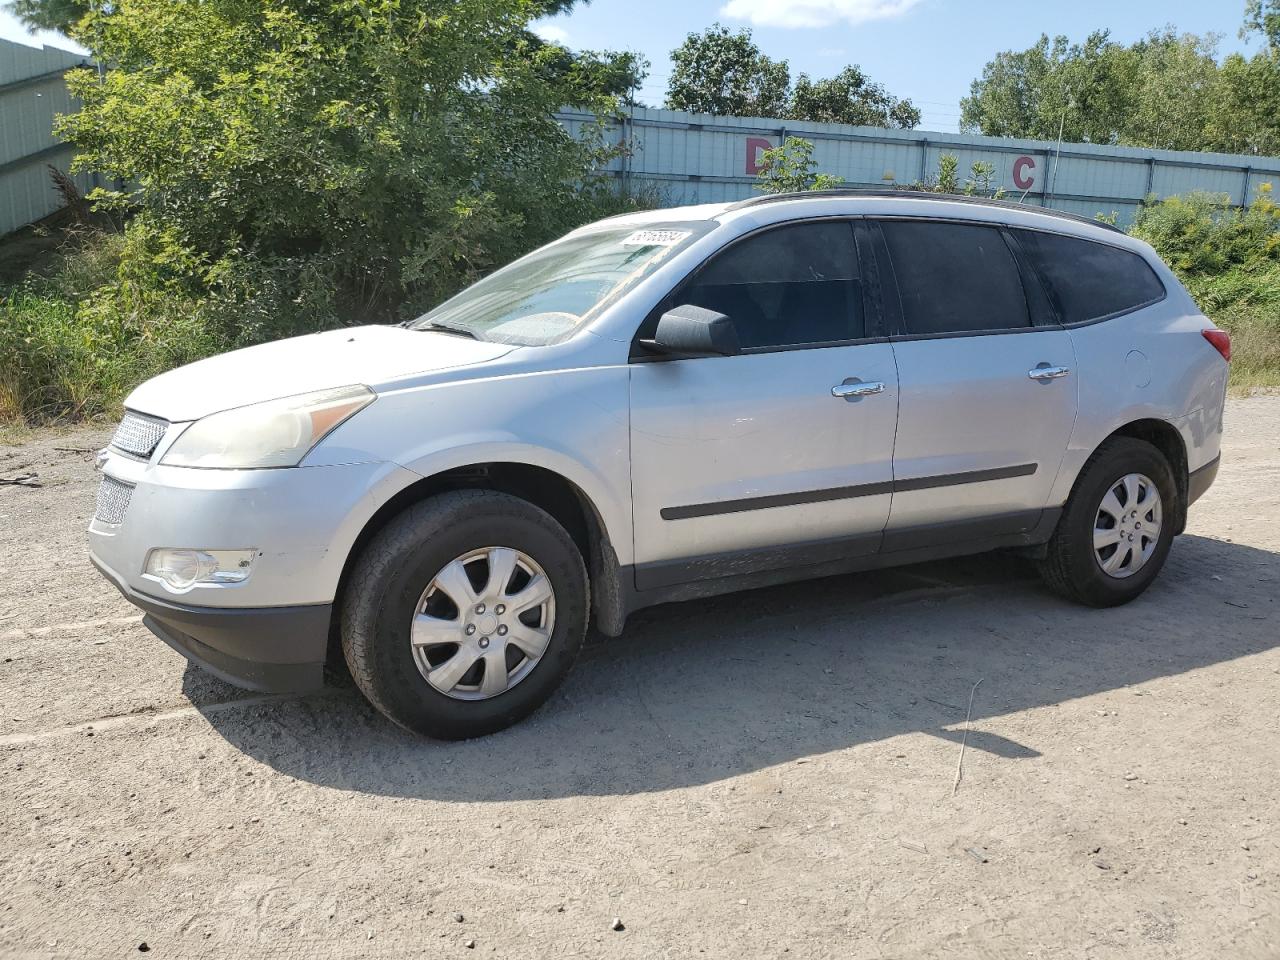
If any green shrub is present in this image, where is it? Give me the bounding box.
[1133,185,1280,386]
[1,181,659,425]
[1131,183,1280,274]
[1181,262,1280,387]
[0,231,227,422]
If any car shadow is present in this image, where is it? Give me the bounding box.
[187,533,1277,801]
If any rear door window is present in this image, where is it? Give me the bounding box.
[674,220,862,349]
[1013,229,1165,324]
[879,221,1030,335]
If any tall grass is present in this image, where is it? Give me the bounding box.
[0,231,227,423]
[1182,264,1280,387]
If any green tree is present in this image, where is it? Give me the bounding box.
[754,137,842,194]
[958,28,1278,153]
[962,25,1280,156]
[1244,0,1280,48]
[666,23,917,127]
[959,31,1137,144]
[1123,30,1222,151]
[4,0,88,34]
[789,65,920,128]
[665,24,790,116]
[1208,51,1280,155]
[56,0,635,330]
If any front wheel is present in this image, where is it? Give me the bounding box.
[341,490,588,739]
[1037,437,1178,607]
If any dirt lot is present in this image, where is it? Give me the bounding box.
[1,398,1277,960]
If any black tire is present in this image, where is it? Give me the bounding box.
[1037,437,1178,607]
[341,490,588,739]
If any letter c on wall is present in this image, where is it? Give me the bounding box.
[745,138,774,175]
[1013,155,1036,191]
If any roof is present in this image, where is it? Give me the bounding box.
[725,189,1124,234]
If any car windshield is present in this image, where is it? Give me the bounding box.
[408,222,709,345]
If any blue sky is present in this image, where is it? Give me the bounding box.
[2,0,1267,132]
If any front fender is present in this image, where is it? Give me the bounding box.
[314,366,635,564]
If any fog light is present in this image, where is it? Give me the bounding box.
[145,548,256,592]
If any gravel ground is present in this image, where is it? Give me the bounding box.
[1,398,1277,959]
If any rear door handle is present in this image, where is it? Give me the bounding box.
[832,380,885,399]
[1028,365,1071,381]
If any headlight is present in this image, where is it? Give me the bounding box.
[161,385,375,469]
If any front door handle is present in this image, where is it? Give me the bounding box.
[1028,364,1071,381]
[832,379,885,399]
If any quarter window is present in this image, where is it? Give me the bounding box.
[672,220,863,349]
[879,221,1030,335]
[1014,229,1165,324]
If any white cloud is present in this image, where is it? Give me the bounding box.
[720,0,923,29]
[531,22,571,45]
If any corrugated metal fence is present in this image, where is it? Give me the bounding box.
[0,37,94,238]
[558,106,1280,227]
[4,38,1280,238]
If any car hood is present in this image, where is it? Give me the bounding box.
[125,325,515,422]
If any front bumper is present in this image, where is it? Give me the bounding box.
[93,554,330,692]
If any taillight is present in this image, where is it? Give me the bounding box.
[1202,328,1231,362]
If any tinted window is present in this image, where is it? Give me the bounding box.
[1014,230,1165,324]
[880,221,1030,335]
[675,221,862,349]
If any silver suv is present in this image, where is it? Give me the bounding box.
[90,192,1229,739]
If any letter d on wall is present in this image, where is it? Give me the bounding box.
[745,138,774,175]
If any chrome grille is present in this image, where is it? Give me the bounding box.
[94,475,134,525]
[110,411,168,459]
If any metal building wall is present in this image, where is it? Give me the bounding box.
[0,37,93,238]
[558,106,1280,226]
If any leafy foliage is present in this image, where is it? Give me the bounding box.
[1131,185,1280,386]
[55,0,645,335]
[4,0,87,33]
[1131,184,1280,275]
[788,66,920,128]
[1245,0,1280,49]
[754,137,842,194]
[898,153,1006,198]
[665,24,791,117]
[960,27,1280,155]
[1,0,660,424]
[666,24,918,128]
[0,230,225,422]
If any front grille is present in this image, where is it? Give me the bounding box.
[110,411,169,459]
[94,475,135,525]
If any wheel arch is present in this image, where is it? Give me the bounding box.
[332,462,628,661]
[1080,418,1189,535]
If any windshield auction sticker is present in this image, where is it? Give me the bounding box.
[620,229,691,247]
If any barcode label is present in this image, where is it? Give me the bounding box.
[620,229,690,247]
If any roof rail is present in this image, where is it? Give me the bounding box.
[724,188,1125,234]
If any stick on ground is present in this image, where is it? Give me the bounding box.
[952,678,984,797]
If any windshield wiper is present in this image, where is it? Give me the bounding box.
[414,321,482,341]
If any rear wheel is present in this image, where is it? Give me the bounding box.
[341,490,588,738]
[1038,437,1178,607]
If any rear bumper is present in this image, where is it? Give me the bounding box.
[1188,454,1220,506]
[92,553,329,693]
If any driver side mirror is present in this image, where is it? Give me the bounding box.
[640,305,741,358]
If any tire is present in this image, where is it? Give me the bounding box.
[1037,437,1178,607]
[341,490,588,739]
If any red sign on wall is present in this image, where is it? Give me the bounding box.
[1013,155,1037,191]
[745,138,774,175]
